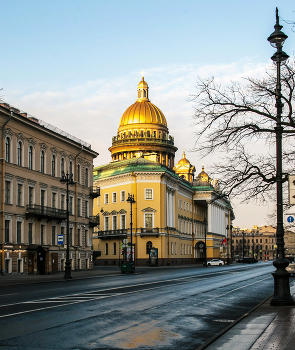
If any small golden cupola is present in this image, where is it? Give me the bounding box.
[137,76,149,102]
[109,76,178,169]
[174,150,196,182]
[197,165,211,183]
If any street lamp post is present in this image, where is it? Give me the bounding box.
[203,217,207,267]
[126,193,135,265]
[226,225,232,265]
[268,8,294,306]
[60,171,75,280]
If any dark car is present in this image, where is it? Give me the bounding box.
[238,257,258,263]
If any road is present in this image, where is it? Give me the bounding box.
[0,262,291,350]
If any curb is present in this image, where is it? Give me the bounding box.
[195,294,273,350]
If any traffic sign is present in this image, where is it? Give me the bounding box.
[57,235,64,244]
[287,216,294,223]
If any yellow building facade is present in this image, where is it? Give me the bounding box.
[93,78,234,266]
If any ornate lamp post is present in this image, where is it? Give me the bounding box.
[268,8,294,306]
[126,193,135,264]
[60,171,75,279]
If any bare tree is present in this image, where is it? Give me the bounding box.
[191,59,295,205]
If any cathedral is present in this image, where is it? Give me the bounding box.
[92,77,234,266]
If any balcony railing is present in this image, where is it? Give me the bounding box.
[111,136,175,147]
[90,186,100,199]
[96,229,128,238]
[26,204,67,221]
[89,215,100,228]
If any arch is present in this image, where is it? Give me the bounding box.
[146,241,152,254]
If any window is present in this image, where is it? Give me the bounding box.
[85,168,88,187]
[5,137,10,163]
[145,189,153,200]
[112,192,117,203]
[113,242,116,255]
[61,226,65,243]
[69,161,73,177]
[105,217,109,230]
[17,222,22,244]
[5,181,10,204]
[40,150,45,173]
[61,158,64,176]
[28,146,33,170]
[181,244,183,255]
[61,194,65,210]
[175,242,177,255]
[69,228,73,246]
[85,230,89,247]
[77,198,81,216]
[41,189,46,207]
[41,225,45,245]
[121,215,126,229]
[85,200,89,218]
[121,191,125,202]
[52,193,56,208]
[17,141,22,166]
[28,223,33,244]
[17,184,22,206]
[52,155,56,177]
[145,213,153,229]
[104,193,109,204]
[77,164,80,184]
[69,197,73,215]
[5,220,10,242]
[184,201,186,210]
[171,242,173,255]
[52,226,56,245]
[146,241,152,254]
[113,216,117,230]
[180,200,182,209]
[187,203,189,211]
[105,243,108,255]
[77,228,81,246]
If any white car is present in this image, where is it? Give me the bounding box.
[207,259,224,266]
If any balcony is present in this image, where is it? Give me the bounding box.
[140,227,160,237]
[97,229,128,239]
[90,186,100,199]
[89,215,100,228]
[26,205,67,222]
[111,135,175,147]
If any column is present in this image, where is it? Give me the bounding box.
[207,202,212,233]
[166,189,169,227]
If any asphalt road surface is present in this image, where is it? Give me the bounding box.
[0,262,290,350]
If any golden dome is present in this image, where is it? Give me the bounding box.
[178,150,190,165]
[119,101,167,127]
[119,77,167,127]
[198,165,209,182]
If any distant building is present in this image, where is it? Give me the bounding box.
[0,102,99,274]
[92,78,234,266]
[232,225,295,260]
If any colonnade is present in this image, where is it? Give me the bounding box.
[207,202,227,236]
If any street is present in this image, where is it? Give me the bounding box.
[0,262,290,350]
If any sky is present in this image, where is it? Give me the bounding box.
[0,0,294,229]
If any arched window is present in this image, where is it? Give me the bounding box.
[146,241,152,254]
[40,150,45,173]
[105,243,108,255]
[61,158,64,176]
[113,242,116,255]
[85,168,88,187]
[28,146,33,170]
[5,137,10,163]
[17,141,22,166]
[52,155,56,177]
[77,164,80,184]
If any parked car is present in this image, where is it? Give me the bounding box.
[206,259,224,266]
[237,257,258,264]
[286,263,295,276]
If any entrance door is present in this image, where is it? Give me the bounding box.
[28,254,34,274]
[51,253,58,273]
[37,248,46,275]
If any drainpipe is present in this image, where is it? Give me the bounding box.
[1,110,13,274]
[131,172,137,265]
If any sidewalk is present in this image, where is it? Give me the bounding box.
[199,289,295,350]
[0,266,122,286]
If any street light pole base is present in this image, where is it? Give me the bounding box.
[64,266,72,280]
[270,270,294,306]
